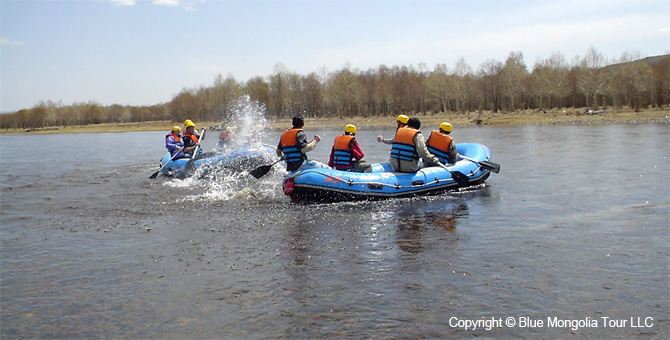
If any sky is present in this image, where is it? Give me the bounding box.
[1,0,668,113]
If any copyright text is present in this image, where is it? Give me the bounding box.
[448,316,654,331]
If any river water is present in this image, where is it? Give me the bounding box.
[1,121,669,339]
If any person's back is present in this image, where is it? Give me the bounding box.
[388,118,439,172]
[426,122,458,165]
[389,126,420,172]
[329,124,371,172]
[276,116,323,172]
[278,126,307,171]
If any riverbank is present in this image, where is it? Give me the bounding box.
[2,108,668,135]
[277,108,669,131]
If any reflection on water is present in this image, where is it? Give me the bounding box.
[394,201,467,253]
[274,193,482,339]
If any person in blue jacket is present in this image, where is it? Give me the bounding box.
[165,126,185,159]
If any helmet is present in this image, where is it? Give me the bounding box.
[440,122,453,133]
[396,115,409,124]
[226,126,234,133]
[345,124,357,135]
[171,126,181,133]
[184,120,195,128]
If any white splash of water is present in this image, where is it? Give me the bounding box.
[216,95,270,153]
[165,96,287,203]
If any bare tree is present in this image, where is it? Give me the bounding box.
[327,67,362,117]
[269,63,289,118]
[531,51,570,110]
[4,50,668,130]
[244,76,271,110]
[425,64,451,113]
[452,58,475,113]
[477,59,503,112]
[577,47,607,109]
[609,51,654,111]
[500,51,529,111]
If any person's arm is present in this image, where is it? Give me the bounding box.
[351,139,365,160]
[299,131,321,153]
[415,133,440,164]
[276,140,283,158]
[165,136,177,152]
[377,135,393,145]
[328,145,335,167]
[447,141,458,164]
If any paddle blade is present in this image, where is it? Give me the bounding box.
[451,171,470,186]
[149,171,160,179]
[480,160,501,173]
[250,164,272,179]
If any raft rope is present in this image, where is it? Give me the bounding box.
[292,165,482,190]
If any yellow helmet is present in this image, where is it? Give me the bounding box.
[440,122,453,133]
[396,115,409,124]
[184,119,195,128]
[171,126,181,133]
[345,124,357,135]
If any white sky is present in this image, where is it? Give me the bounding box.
[1,0,668,112]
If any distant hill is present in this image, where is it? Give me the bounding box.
[603,54,670,70]
[640,54,670,66]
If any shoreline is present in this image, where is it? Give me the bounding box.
[1,108,668,135]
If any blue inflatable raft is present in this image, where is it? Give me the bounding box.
[158,145,275,177]
[282,143,498,202]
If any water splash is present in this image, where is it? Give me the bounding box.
[216,95,270,153]
[165,96,287,202]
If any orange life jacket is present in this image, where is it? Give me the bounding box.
[390,127,420,161]
[332,134,355,167]
[279,128,304,164]
[426,130,453,163]
[166,133,182,144]
[183,132,198,147]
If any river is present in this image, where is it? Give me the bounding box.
[1,121,668,339]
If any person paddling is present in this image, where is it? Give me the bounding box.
[182,119,205,158]
[165,126,185,159]
[425,122,459,166]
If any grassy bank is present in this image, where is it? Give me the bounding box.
[283,108,669,131]
[2,108,668,135]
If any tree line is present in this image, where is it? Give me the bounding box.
[2,48,668,130]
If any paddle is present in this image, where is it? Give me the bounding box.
[250,158,284,179]
[436,162,470,186]
[185,129,205,172]
[149,150,182,179]
[459,154,501,173]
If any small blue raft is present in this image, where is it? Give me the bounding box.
[159,145,275,177]
[283,143,497,202]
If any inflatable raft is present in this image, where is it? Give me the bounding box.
[282,143,498,202]
[157,145,275,177]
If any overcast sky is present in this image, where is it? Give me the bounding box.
[1,0,668,113]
